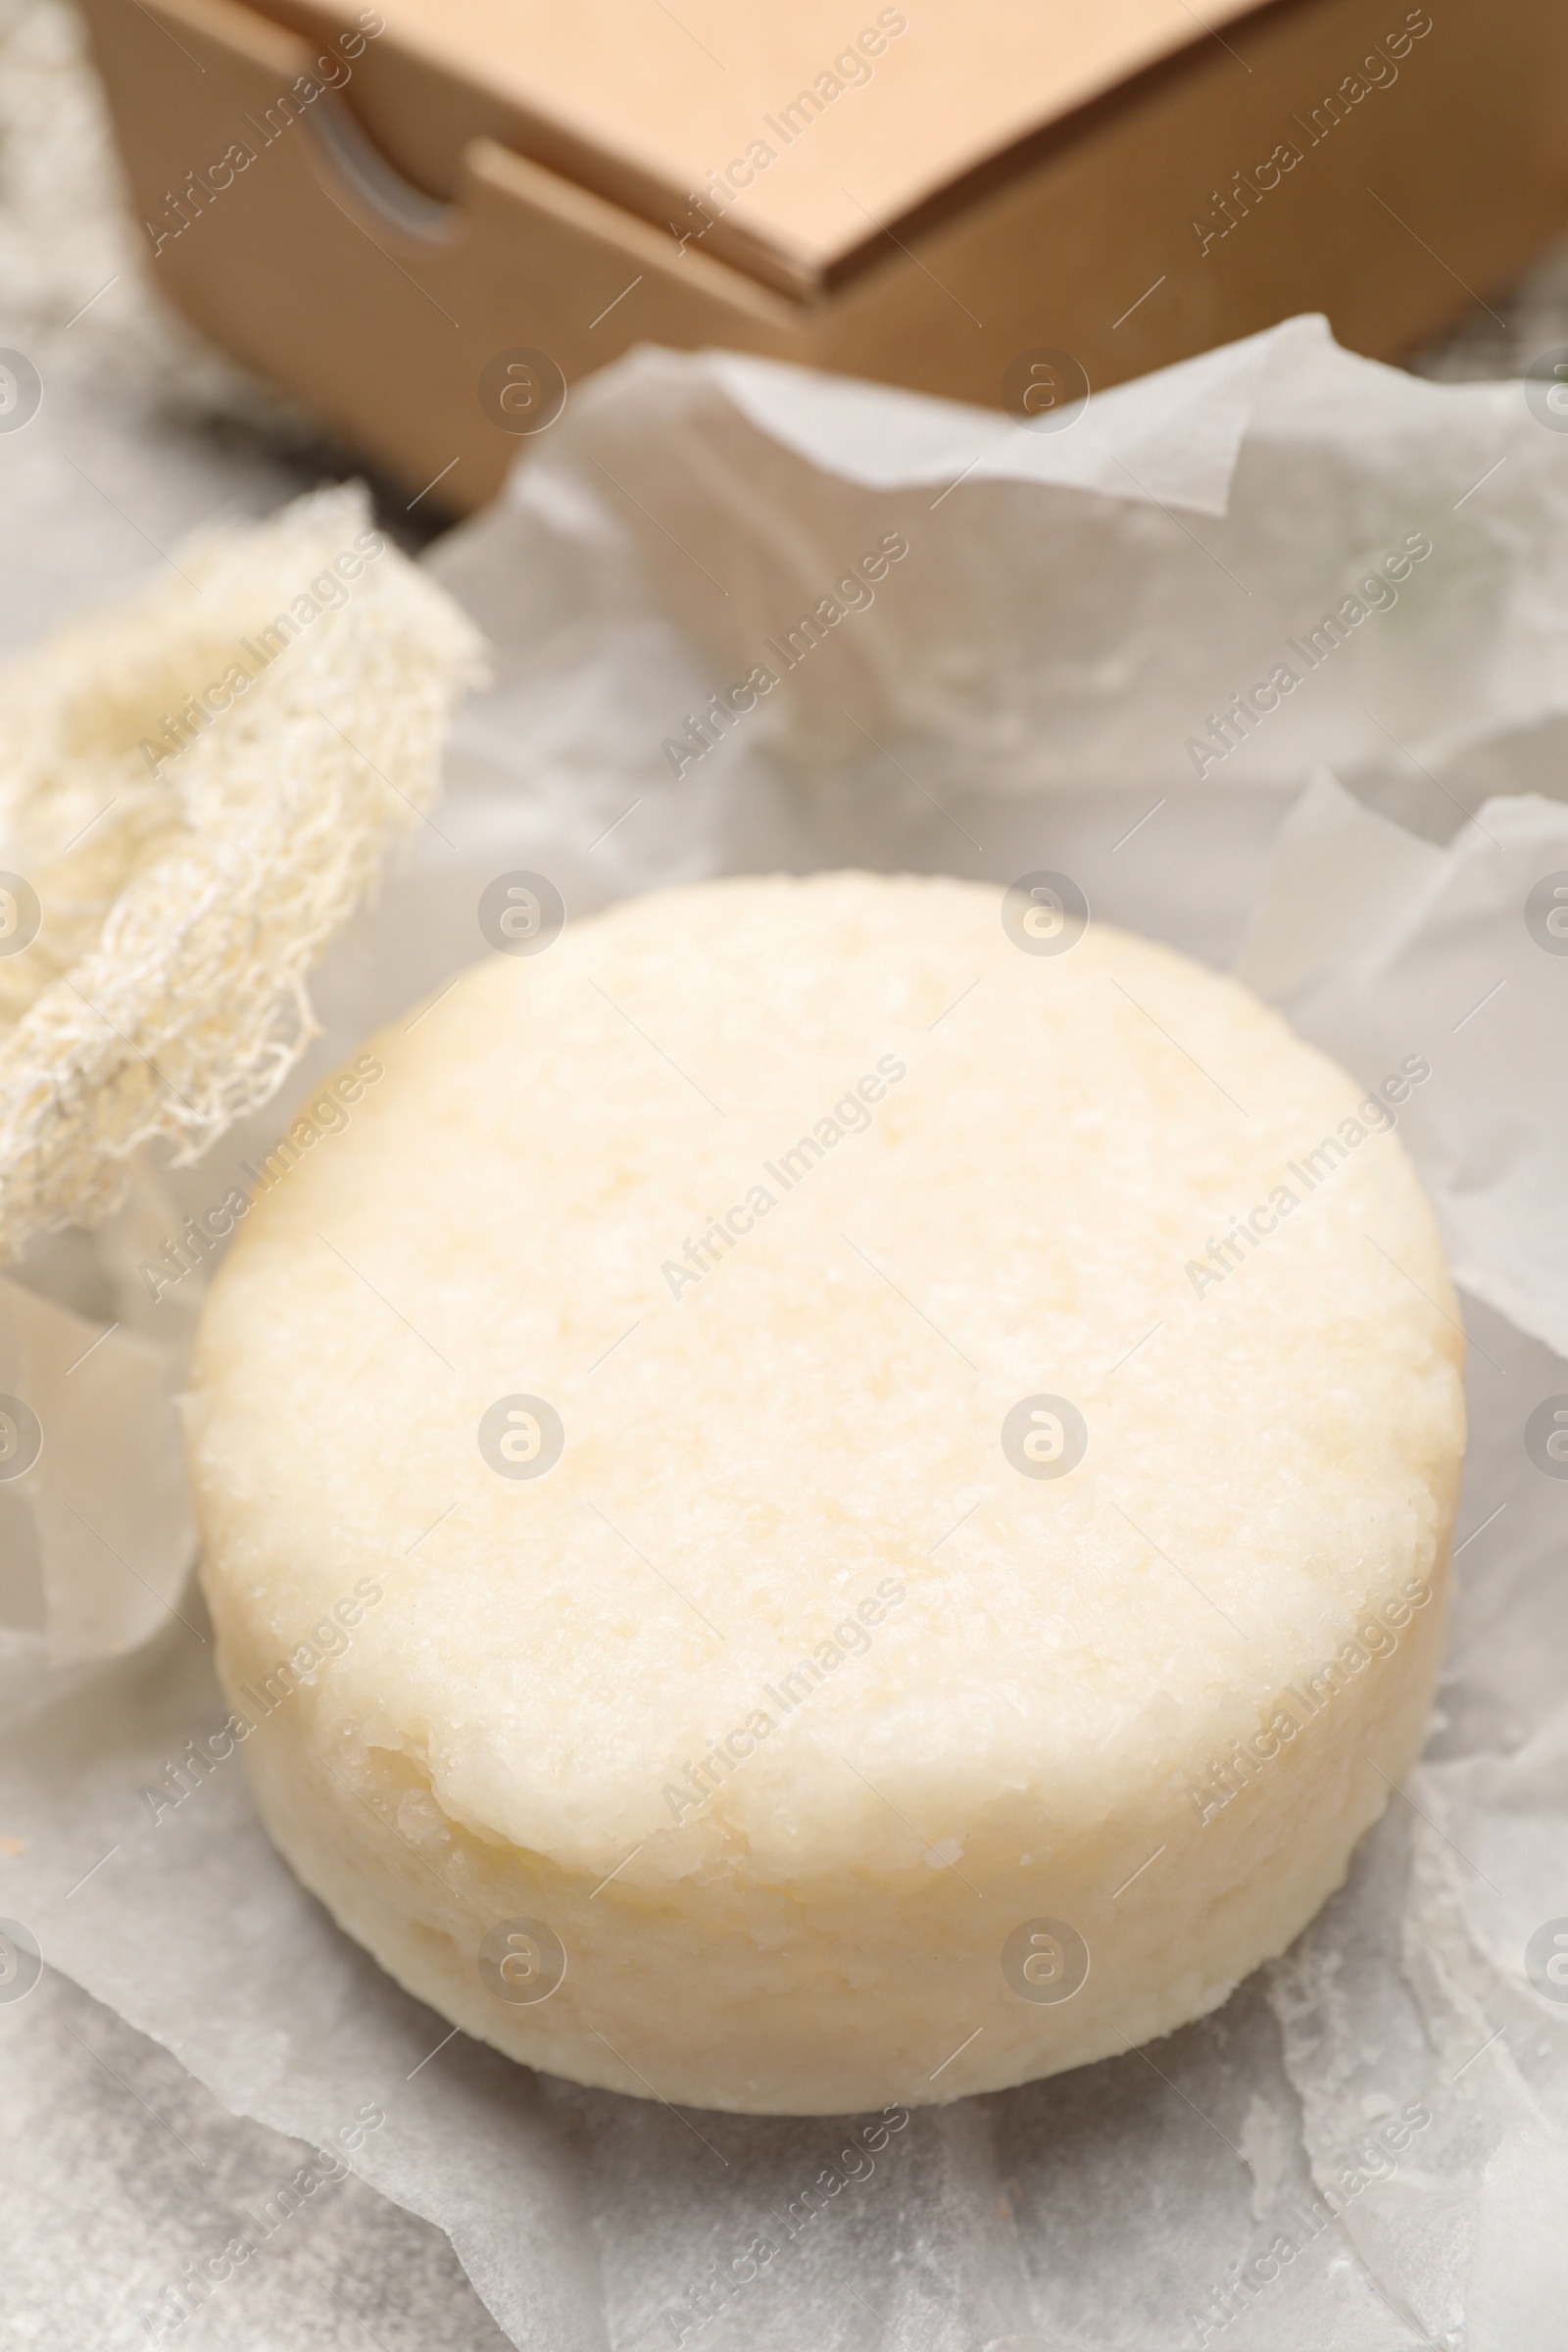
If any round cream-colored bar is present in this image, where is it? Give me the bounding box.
[188,871,1463,2114]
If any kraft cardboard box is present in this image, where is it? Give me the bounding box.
[81,0,1568,514]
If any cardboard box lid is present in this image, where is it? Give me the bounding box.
[278,0,1266,293]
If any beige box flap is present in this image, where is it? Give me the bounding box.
[272,0,1270,287]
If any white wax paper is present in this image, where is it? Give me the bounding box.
[0,1163,198,1707]
[4,318,1568,2351]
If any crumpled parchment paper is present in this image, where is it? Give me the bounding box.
[3,316,1567,2352]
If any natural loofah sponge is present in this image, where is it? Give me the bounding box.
[187,872,1465,2114]
[0,484,484,1263]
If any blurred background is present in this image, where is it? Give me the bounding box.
[7,0,1568,662]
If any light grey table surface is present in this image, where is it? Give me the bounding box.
[1,2,1564,2344]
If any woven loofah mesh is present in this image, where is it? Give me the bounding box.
[0,482,485,1263]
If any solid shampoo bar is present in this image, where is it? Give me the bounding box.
[188,871,1463,2113]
